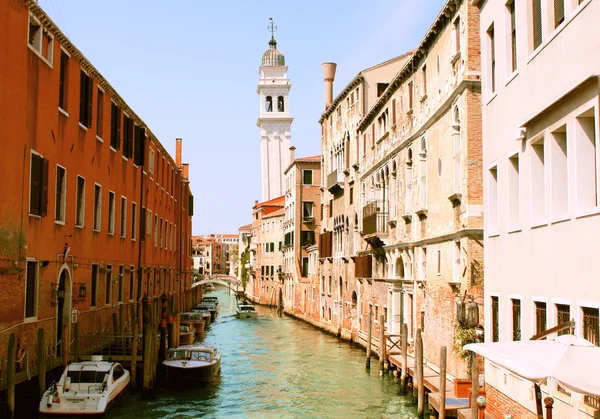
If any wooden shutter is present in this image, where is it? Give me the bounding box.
[30,154,41,214]
[533,0,542,49]
[188,194,194,216]
[116,107,121,149]
[140,207,146,242]
[554,0,565,27]
[41,157,48,216]
[86,75,93,127]
[79,71,86,125]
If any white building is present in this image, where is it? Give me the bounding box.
[257,34,293,202]
[476,0,600,417]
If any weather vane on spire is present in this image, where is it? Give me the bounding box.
[268,18,278,39]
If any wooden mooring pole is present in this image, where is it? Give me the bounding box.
[440,345,447,419]
[416,328,424,418]
[7,333,16,418]
[38,328,46,395]
[366,310,372,369]
[379,314,386,374]
[131,319,138,388]
[401,323,408,393]
[159,293,168,363]
[142,295,152,394]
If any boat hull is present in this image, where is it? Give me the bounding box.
[164,359,221,383]
[236,310,257,319]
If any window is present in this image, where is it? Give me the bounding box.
[55,166,66,222]
[535,301,547,336]
[148,148,155,173]
[93,184,101,231]
[29,152,48,216]
[120,197,127,238]
[421,65,427,96]
[488,166,499,233]
[122,115,134,159]
[302,257,309,277]
[129,266,135,301]
[108,191,115,235]
[131,202,137,241]
[75,176,85,227]
[329,199,333,218]
[532,0,543,50]
[488,25,496,94]
[491,296,499,342]
[28,14,53,64]
[437,250,441,274]
[91,264,98,307]
[582,307,599,346]
[508,154,520,230]
[303,170,313,185]
[531,139,545,223]
[302,202,313,219]
[96,89,104,138]
[301,231,315,247]
[118,266,124,302]
[110,102,121,150]
[575,110,598,210]
[507,0,517,72]
[59,51,69,111]
[556,304,571,336]
[376,83,388,97]
[265,96,273,112]
[79,70,93,127]
[551,125,568,219]
[349,186,353,205]
[146,209,152,235]
[25,261,38,318]
[554,0,565,28]
[134,125,145,166]
[453,241,461,282]
[277,96,285,112]
[512,299,521,341]
[392,99,396,125]
[154,215,158,246]
[453,16,461,57]
[408,81,414,111]
[105,265,112,305]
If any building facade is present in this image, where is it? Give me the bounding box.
[282,149,321,313]
[257,35,292,202]
[0,0,194,363]
[476,0,600,417]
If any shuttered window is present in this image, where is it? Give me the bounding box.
[79,70,93,127]
[188,194,194,216]
[508,0,517,72]
[110,102,121,150]
[134,126,145,166]
[25,261,37,318]
[533,0,543,50]
[29,153,48,216]
[488,25,496,93]
[58,51,69,111]
[554,0,565,27]
[122,115,134,159]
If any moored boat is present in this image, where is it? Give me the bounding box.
[201,296,219,306]
[203,283,215,291]
[197,302,217,321]
[163,344,221,383]
[236,303,257,319]
[191,307,212,327]
[180,312,205,338]
[39,355,129,415]
[179,324,195,345]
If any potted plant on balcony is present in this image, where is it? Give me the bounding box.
[452,298,480,398]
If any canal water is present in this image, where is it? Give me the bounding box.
[54,288,417,418]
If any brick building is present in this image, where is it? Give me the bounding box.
[0,0,194,365]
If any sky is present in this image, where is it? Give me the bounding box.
[38,0,446,235]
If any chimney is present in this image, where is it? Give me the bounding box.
[289,146,296,163]
[182,163,189,179]
[175,138,182,168]
[322,62,337,110]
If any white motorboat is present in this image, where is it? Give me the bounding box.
[236,303,257,319]
[39,355,129,415]
[163,344,221,383]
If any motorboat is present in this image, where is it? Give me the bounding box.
[180,312,205,338]
[39,355,129,415]
[191,307,212,327]
[236,302,257,319]
[179,324,195,345]
[163,344,221,382]
[197,302,217,321]
[201,296,219,306]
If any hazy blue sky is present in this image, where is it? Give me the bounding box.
[38,0,445,235]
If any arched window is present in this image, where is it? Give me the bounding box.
[277,96,285,112]
[265,96,273,112]
[396,256,405,279]
[351,291,358,307]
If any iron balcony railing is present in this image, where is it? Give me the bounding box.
[327,169,344,192]
[362,201,388,235]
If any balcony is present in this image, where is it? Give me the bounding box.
[327,169,344,193]
[362,201,388,246]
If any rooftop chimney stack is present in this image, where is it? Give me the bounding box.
[289,146,296,163]
[182,163,189,180]
[176,138,182,168]
[322,62,337,110]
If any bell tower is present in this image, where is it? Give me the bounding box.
[257,18,292,202]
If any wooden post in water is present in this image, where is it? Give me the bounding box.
[471,353,479,419]
[440,345,447,419]
[159,293,168,363]
[366,310,372,369]
[400,323,408,393]
[62,325,69,366]
[38,328,47,394]
[379,314,386,373]
[7,333,16,418]
[131,319,138,388]
[413,329,419,402]
[416,328,424,417]
[74,323,80,361]
[142,295,151,394]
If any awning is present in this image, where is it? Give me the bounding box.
[464,334,600,396]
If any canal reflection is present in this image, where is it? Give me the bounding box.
[106,288,417,419]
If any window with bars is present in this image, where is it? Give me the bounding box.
[556,304,571,336]
[583,307,599,345]
[512,299,521,341]
[491,296,499,342]
[535,301,547,337]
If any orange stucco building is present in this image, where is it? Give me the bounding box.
[0,0,194,365]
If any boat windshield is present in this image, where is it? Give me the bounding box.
[67,370,108,384]
[191,351,211,361]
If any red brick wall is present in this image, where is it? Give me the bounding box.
[486,384,538,419]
